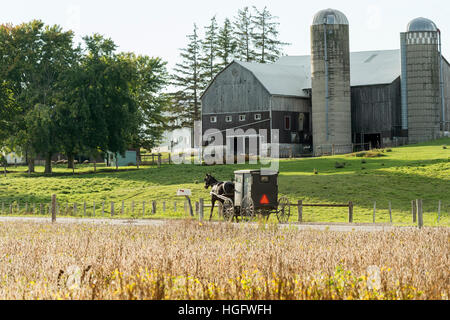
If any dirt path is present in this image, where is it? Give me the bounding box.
[0,216,411,232]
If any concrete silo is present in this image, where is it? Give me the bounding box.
[400,17,442,143]
[311,9,352,156]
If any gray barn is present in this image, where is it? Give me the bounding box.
[201,10,450,157]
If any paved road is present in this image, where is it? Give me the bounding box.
[0,216,412,232]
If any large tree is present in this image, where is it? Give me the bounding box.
[0,21,78,174]
[123,53,170,155]
[0,82,16,145]
[251,6,289,63]
[217,18,237,69]
[233,7,255,62]
[199,16,221,87]
[72,35,139,166]
[171,24,203,134]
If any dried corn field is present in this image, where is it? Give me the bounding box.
[0,221,448,300]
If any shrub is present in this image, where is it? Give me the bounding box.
[361,159,367,164]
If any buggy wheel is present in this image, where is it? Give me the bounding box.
[241,196,255,222]
[222,199,235,222]
[277,197,291,224]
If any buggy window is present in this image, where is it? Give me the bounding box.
[260,176,269,183]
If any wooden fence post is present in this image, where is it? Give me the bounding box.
[174,201,177,212]
[102,201,105,217]
[142,201,146,217]
[389,201,392,223]
[199,198,204,222]
[111,202,114,217]
[437,200,441,223]
[195,201,199,215]
[373,201,376,224]
[122,200,125,215]
[298,200,303,223]
[93,201,96,217]
[348,201,354,223]
[412,200,417,223]
[158,154,161,168]
[83,201,87,217]
[163,201,166,213]
[51,194,56,223]
[73,203,77,216]
[152,201,157,215]
[417,199,423,229]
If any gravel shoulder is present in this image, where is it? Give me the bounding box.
[0,216,415,232]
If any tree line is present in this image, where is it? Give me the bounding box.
[170,6,290,131]
[0,21,169,174]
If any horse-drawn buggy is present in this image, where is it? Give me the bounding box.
[205,170,291,223]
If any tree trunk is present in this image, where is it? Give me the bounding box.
[94,160,97,173]
[67,153,74,169]
[44,153,52,174]
[136,148,141,169]
[27,158,35,173]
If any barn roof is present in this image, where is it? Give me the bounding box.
[230,49,402,98]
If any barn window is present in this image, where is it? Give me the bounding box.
[239,115,246,122]
[210,116,217,123]
[254,114,262,121]
[225,116,232,123]
[284,116,291,130]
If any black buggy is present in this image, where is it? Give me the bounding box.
[215,170,291,223]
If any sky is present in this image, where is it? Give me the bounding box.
[1,0,449,72]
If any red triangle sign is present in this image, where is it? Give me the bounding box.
[260,194,270,205]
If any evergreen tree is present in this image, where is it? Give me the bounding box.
[251,6,289,63]
[171,24,202,132]
[217,18,237,69]
[233,7,255,62]
[199,16,221,87]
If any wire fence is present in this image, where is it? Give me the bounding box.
[1,197,447,227]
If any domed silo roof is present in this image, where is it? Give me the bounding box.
[407,17,438,32]
[312,8,349,25]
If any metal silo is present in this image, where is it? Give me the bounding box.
[400,17,442,143]
[311,9,352,156]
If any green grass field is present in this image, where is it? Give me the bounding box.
[1,138,449,226]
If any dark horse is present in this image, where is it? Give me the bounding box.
[204,174,235,221]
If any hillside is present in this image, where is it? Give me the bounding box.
[0,138,449,226]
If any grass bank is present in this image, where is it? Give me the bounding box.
[0,138,449,226]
